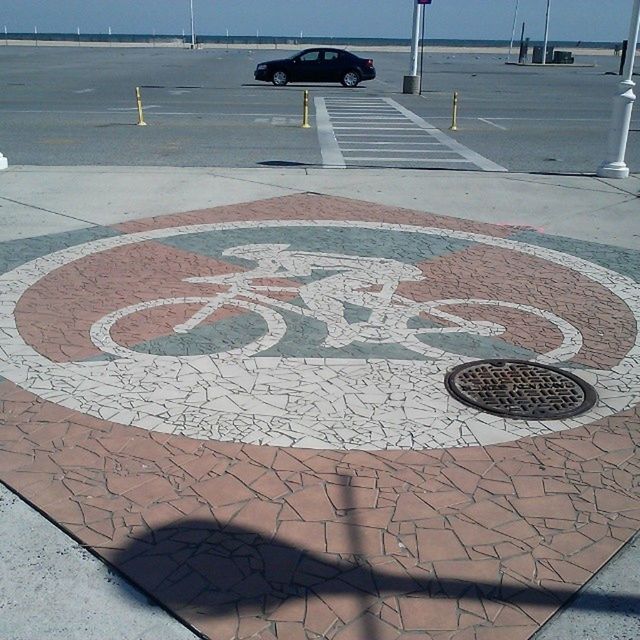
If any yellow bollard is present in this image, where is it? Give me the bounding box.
[135,86,147,126]
[449,92,459,131]
[301,90,310,128]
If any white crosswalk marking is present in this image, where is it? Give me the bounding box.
[315,96,507,172]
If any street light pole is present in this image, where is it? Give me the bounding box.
[597,0,640,179]
[403,1,423,93]
[508,0,520,63]
[189,0,196,49]
[542,0,551,65]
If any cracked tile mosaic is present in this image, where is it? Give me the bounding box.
[0,193,639,640]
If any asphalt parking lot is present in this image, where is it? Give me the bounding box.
[0,45,638,173]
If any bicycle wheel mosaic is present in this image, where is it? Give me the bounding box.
[1,194,639,640]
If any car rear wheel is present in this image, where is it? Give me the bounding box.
[341,70,360,88]
[272,70,288,86]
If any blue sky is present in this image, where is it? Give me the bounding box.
[0,1,634,41]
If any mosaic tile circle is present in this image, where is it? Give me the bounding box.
[1,219,639,450]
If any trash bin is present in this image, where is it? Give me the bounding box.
[553,50,574,64]
[532,45,554,64]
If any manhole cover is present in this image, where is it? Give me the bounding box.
[445,359,597,420]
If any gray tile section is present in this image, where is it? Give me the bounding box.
[0,484,200,640]
[533,533,640,640]
[0,226,120,274]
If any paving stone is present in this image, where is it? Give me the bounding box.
[1,194,639,640]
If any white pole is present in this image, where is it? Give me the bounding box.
[189,0,195,49]
[597,0,640,179]
[542,0,551,65]
[409,2,422,75]
[508,0,520,62]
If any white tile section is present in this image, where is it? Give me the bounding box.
[0,220,638,450]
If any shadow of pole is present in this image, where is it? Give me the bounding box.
[337,471,380,640]
[109,518,640,634]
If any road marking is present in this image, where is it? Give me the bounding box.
[0,109,614,124]
[344,157,471,163]
[253,116,300,125]
[478,117,508,130]
[316,96,507,171]
[108,106,161,111]
[315,97,345,168]
[342,149,461,153]
[384,98,508,172]
[340,141,442,145]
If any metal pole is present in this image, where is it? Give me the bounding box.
[508,0,520,62]
[135,87,147,126]
[403,1,422,93]
[419,4,426,94]
[189,0,195,49]
[4,25,8,47]
[450,92,459,131]
[597,0,640,179]
[301,90,310,128]
[410,2,421,76]
[542,0,551,65]
[77,26,80,46]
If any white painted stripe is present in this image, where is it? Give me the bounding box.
[333,126,417,130]
[325,108,398,112]
[383,98,508,172]
[330,117,408,120]
[339,141,443,145]
[342,149,456,153]
[336,133,437,137]
[344,157,471,162]
[0,109,311,118]
[314,97,345,168]
[478,117,508,130]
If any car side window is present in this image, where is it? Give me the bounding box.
[299,51,321,63]
[324,51,339,62]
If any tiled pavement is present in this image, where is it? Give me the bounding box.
[1,192,639,640]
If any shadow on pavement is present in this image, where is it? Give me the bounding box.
[111,518,640,624]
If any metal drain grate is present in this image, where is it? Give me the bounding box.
[445,359,597,420]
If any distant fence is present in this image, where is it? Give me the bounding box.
[1,32,622,50]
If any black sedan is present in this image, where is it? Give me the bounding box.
[254,48,376,87]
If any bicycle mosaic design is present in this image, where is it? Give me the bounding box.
[1,194,639,640]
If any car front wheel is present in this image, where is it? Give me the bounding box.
[272,70,288,86]
[341,70,360,88]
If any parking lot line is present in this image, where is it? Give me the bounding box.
[478,117,508,130]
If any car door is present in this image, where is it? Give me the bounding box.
[321,49,343,82]
[291,49,323,83]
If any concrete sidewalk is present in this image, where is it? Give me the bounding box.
[0,166,638,640]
